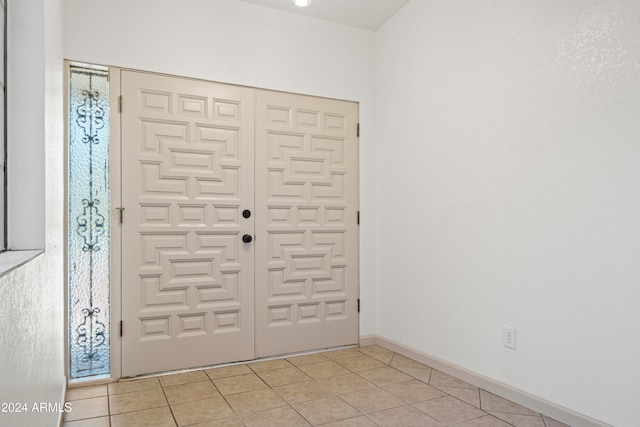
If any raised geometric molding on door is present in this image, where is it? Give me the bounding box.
[255,90,359,357]
[121,71,255,377]
[121,71,358,377]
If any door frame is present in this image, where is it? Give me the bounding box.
[65,63,360,382]
[64,61,124,383]
[109,66,123,381]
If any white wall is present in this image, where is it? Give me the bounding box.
[63,0,378,335]
[0,0,66,425]
[375,1,640,426]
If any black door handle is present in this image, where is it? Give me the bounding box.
[242,209,251,218]
[242,234,253,243]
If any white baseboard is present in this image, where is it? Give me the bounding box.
[363,335,611,427]
[358,335,377,346]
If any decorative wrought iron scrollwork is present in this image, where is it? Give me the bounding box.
[76,308,106,362]
[77,199,105,252]
[76,90,105,144]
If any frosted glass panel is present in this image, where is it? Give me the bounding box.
[68,67,110,378]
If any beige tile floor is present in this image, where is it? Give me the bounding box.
[63,345,570,427]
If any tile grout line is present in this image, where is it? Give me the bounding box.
[202,372,238,426]
[107,387,112,427]
[158,379,179,427]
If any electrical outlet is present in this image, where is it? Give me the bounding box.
[503,325,516,350]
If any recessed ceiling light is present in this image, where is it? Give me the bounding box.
[292,0,311,7]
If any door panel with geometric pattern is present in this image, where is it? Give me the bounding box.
[255,90,359,357]
[121,71,255,377]
[120,71,358,377]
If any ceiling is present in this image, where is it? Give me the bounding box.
[237,0,410,31]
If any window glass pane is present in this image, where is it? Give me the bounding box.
[68,66,110,378]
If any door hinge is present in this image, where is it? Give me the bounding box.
[357,211,360,225]
[120,320,123,337]
[116,207,125,224]
[357,123,360,137]
[119,95,123,113]
[357,299,360,313]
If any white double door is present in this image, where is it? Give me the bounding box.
[120,70,359,377]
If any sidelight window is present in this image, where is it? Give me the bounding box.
[68,65,111,379]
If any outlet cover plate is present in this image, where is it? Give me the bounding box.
[503,325,516,350]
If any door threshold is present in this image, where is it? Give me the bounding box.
[119,344,359,382]
[68,374,116,388]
